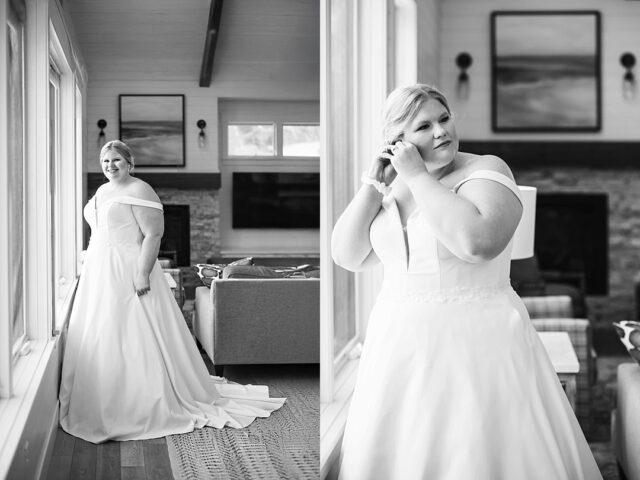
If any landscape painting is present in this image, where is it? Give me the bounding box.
[119,94,185,166]
[491,11,601,132]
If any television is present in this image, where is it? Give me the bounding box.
[232,172,320,229]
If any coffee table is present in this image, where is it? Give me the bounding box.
[537,331,579,410]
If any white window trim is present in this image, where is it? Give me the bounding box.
[226,122,278,158]
[0,0,85,474]
[49,21,80,331]
[281,122,321,158]
[320,0,392,477]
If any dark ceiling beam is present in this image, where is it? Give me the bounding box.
[199,0,224,87]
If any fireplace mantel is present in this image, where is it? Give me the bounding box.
[460,141,640,169]
[87,172,221,191]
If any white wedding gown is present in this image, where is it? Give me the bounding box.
[338,171,602,480]
[59,195,285,443]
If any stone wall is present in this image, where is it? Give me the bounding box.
[155,188,221,264]
[513,167,640,324]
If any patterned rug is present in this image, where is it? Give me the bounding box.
[166,364,319,480]
[588,355,635,480]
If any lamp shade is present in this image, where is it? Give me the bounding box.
[511,186,537,260]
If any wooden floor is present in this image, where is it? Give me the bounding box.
[46,431,172,480]
[45,300,318,480]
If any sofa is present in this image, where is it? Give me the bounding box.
[193,276,319,376]
[521,295,597,433]
[611,363,640,480]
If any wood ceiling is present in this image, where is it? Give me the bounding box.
[66,0,319,85]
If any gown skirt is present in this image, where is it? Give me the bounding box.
[59,196,285,443]
[339,284,602,480]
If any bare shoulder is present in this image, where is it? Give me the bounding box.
[459,153,515,181]
[126,178,161,203]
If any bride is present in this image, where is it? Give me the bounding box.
[332,84,602,479]
[59,140,285,443]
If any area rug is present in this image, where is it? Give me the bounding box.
[166,365,319,480]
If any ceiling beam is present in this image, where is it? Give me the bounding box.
[199,0,224,87]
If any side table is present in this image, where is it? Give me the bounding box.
[538,331,580,411]
[163,268,185,308]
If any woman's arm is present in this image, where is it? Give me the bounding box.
[331,185,383,271]
[130,183,164,295]
[392,143,522,263]
[331,150,397,271]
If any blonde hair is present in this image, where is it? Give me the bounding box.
[382,84,452,144]
[100,140,135,170]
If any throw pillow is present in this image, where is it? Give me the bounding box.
[194,263,225,287]
[193,257,254,287]
[222,265,285,279]
[613,321,640,366]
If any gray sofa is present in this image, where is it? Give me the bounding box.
[193,277,320,375]
[611,363,640,480]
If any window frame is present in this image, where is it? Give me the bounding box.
[226,122,277,158]
[49,22,80,334]
[218,100,320,257]
[0,2,86,470]
[282,122,321,158]
[320,0,394,476]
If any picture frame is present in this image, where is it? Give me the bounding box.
[491,11,601,133]
[119,94,186,166]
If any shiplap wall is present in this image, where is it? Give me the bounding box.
[417,0,440,86]
[438,0,640,140]
[68,0,319,174]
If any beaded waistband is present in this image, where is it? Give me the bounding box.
[377,282,512,303]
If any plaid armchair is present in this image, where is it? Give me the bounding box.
[521,295,597,433]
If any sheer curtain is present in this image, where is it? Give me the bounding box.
[8,2,26,349]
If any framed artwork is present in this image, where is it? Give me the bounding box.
[491,11,601,132]
[119,94,185,166]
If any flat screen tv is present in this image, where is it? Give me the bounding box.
[232,172,320,229]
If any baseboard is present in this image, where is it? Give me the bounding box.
[37,402,59,480]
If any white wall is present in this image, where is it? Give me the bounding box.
[417,0,440,85]
[438,0,640,140]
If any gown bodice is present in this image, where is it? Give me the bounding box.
[84,195,164,247]
[369,170,523,297]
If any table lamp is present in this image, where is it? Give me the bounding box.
[511,186,537,260]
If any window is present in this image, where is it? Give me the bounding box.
[49,27,81,334]
[227,123,275,156]
[49,62,62,328]
[218,100,319,256]
[7,3,26,357]
[321,0,392,475]
[283,124,320,157]
[1,1,86,471]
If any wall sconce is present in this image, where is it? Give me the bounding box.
[621,52,636,99]
[455,52,473,100]
[97,119,107,146]
[197,119,207,148]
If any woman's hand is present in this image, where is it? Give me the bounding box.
[365,144,399,186]
[388,141,427,181]
[134,273,151,296]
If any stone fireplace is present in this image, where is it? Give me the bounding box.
[159,205,190,266]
